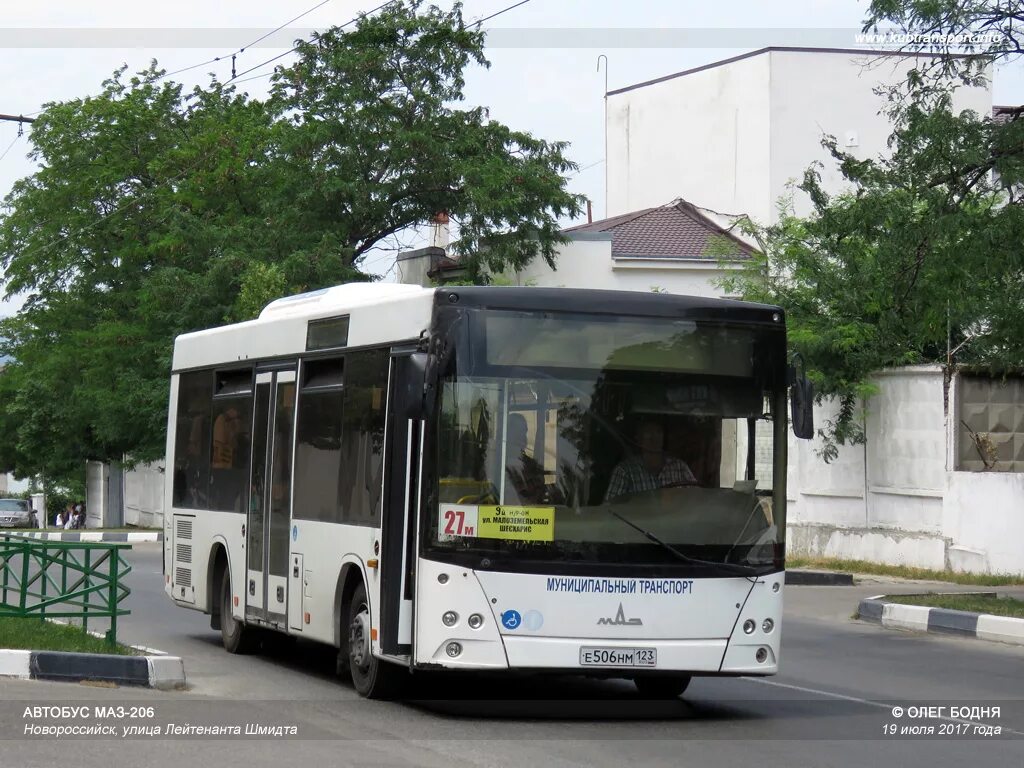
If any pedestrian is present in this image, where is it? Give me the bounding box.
[74,503,86,530]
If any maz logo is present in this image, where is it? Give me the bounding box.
[597,603,642,626]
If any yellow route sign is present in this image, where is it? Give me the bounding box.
[477,506,555,542]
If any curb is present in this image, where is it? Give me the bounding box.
[4,531,162,543]
[786,570,854,586]
[857,596,1024,646]
[0,649,184,689]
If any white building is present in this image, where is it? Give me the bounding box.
[605,46,992,222]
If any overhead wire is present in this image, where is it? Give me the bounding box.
[161,0,338,82]
[8,0,539,266]
[0,133,22,163]
[229,0,537,86]
[472,0,533,26]
[227,0,399,84]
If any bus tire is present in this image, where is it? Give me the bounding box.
[220,568,256,654]
[633,675,692,699]
[346,582,405,699]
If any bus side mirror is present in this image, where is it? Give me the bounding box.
[789,362,814,440]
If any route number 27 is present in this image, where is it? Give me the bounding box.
[443,509,475,536]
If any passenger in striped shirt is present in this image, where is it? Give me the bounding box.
[605,420,696,501]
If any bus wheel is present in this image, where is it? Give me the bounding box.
[220,568,256,654]
[633,675,692,699]
[346,583,404,699]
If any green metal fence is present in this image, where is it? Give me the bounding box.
[0,534,132,646]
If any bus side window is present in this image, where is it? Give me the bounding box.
[339,348,390,526]
[172,371,213,509]
[293,358,344,524]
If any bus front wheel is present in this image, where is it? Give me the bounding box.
[220,568,256,654]
[346,583,405,699]
[633,675,692,699]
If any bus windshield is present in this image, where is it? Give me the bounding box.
[427,310,786,575]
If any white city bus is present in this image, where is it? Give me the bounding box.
[164,283,812,698]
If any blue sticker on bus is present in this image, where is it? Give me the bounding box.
[292,525,298,542]
[501,610,522,630]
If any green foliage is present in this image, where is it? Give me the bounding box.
[232,262,288,322]
[0,1,582,485]
[724,2,1024,454]
[863,0,1019,88]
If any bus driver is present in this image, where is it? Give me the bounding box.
[604,419,696,501]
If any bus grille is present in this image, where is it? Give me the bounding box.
[175,567,192,588]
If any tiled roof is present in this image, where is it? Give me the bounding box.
[993,105,1020,125]
[564,200,755,260]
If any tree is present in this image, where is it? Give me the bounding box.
[724,1,1024,456]
[0,0,582,484]
[266,0,580,279]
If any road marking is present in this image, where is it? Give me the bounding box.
[743,677,1024,736]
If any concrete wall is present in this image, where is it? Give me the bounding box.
[513,235,743,297]
[85,460,108,529]
[607,49,992,223]
[787,366,1024,574]
[123,461,164,529]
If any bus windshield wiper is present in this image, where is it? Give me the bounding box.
[609,511,759,575]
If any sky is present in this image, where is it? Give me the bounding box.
[0,0,1022,303]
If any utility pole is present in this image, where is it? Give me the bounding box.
[0,114,33,137]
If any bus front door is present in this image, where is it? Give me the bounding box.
[378,352,426,656]
[246,367,297,627]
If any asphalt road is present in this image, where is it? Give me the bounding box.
[1,543,1021,767]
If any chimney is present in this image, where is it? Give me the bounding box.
[586,199,593,224]
[430,212,450,252]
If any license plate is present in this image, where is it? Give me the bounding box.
[579,647,657,667]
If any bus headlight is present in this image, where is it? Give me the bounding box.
[756,647,768,663]
[445,642,462,658]
[467,613,484,629]
[743,619,756,634]
[762,618,774,633]
[442,611,459,627]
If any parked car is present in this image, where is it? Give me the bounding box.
[0,498,34,528]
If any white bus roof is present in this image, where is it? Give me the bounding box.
[172,283,436,371]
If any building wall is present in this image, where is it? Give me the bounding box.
[787,367,1024,574]
[767,50,991,219]
[607,49,992,223]
[513,236,743,297]
[606,53,772,221]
